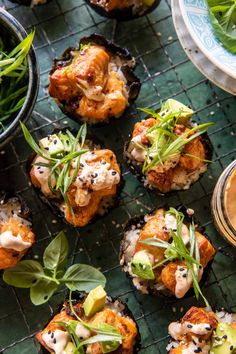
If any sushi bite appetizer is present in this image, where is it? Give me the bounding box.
[49,34,140,125]
[36,287,140,354]
[120,207,216,300]
[0,191,35,270]
[167,306,236,353]
[9,0,50,6]
[21,123,121,227]
[124,99,213,193]
[85,0,161,20]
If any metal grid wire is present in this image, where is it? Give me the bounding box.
[1,0,236,353]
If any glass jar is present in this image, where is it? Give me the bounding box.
[211,160,236,247]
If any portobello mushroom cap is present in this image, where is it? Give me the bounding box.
[124,111,213,194]
[85,0,161,21]
[120,206,216,298]
[26,127,123,228]
[37,291,141,354]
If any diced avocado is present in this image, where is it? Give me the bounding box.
[130,250,155,280]
[101,341,121,353]
[83,285,107,317]
[39,134,65,157]
[210,322,236,353]
[162,99,194,124]
[64,342,77,354]
[143,0,155,6]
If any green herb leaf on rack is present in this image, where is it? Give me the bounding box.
[63,264,106,292]
[3,232,106,305]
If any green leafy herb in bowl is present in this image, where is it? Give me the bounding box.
[207,0,236,54]
[0,8,39,148]
[0,31,34,130]
[3,231,106,305]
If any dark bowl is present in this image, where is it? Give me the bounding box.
[0,8,39,149]
[85,0,161,21]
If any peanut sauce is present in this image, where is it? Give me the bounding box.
[224,169,236,231]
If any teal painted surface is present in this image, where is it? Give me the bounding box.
[0,0,236,353]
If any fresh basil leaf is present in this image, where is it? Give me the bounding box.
[30,279,58,305]
[62,264,106,291]
[43,231,69,270]
[3,260,44,288]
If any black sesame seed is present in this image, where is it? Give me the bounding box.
[80,163,84,168]
[222,334,227,339]
[183,273,187,278]
[48,330,51,335]
[51,333,54,338]
[132,264,136,268]
[45,147,49,151]
[230,346,233,350]
[54,140,57,144]
[112,171,117,176]
[93,173,98,178]
[53,338,56,344]
[39,171,44,174]
[179,267,185,271]
[79,337,83,340]
[187,324,193,328]
[79,177,83,182]
[91,179,94,184]
[194,348,201,353]
[37,166,41,170]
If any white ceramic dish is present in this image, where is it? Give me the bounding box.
[179,0,236,80]
[172,0,236,95]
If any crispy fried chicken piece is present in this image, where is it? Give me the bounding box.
[134,208,170,264]
[64,149,120,227]
[36,301,137,354]
[49,45,109,102]
[0,218,35,269]
[160,232,215,296]
[132,118,156,145]
[77,71,127,122]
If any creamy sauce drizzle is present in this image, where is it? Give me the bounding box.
[42,329,69,354]
[74,151,120,207]
[0,231,31,252]
[164,213,190,244]
[75,323,91,339]
[130,136,147,162]
[224,169,236,231]
[175,265,203,298]
[33,156,56,196]
[175,265,193,298]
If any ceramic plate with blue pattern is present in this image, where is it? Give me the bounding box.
[179,0,236,80]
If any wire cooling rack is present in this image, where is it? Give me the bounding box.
[1,0,236,353]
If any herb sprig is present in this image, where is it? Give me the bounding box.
[0,32,34,130]
[140,208,209,306]
[21,122,88,220]
[3,232,106,305]
[131,100,213,173]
